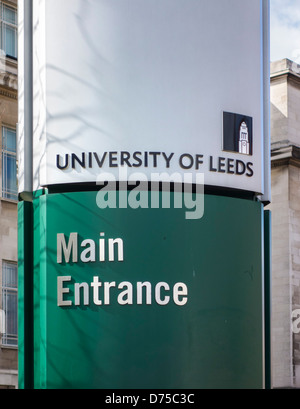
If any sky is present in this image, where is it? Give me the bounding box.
[270,0,300,62]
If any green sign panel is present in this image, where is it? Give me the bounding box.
[19,191,264,389]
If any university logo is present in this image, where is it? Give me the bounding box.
[223,112,253,156]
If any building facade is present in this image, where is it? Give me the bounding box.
[0,0,18,389]
[269,58,300,388]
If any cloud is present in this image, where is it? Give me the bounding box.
[270,0,300,62]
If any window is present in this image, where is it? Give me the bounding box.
[0,2,17,59]
[1,261,17,347]
[2,126,17,201]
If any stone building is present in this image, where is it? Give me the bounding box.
[269,58,300,388]
[0,0,18,389]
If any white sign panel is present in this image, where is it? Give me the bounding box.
[20,0,269,195]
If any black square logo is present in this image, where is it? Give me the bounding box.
[223,112,253,156]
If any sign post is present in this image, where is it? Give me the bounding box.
[18,0,270,389]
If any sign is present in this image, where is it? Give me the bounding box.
[18,191,264,389]
[17,0,270,390]
[18,0,269,196]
